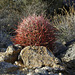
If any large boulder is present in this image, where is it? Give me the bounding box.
[60,42,75,75]
[0,45,21,63]
[20,46,63,69]
[0,45,68,75]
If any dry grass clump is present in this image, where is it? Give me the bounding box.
[53,5,75,42]
[0,0,63,34]
[0,8,21,35]
[0,1,48,35]
[23,1,47,17]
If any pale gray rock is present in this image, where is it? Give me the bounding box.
[6,45,15,53]
[62,43,75,62]
[27,66,64,75]
[0,45,21,63]
[61,42,75,75]
[6,45,22,53]
[14,44,22,50]
[20,46,63,69]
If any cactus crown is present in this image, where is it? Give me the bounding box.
[11,14,57,50]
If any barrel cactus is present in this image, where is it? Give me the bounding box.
[11,14,57,50]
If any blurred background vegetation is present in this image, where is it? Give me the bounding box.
[0,0,63,33]
[0,0,75,44]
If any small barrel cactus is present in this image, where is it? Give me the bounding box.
[11,14,57,50]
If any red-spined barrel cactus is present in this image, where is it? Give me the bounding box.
[11,14,57,50]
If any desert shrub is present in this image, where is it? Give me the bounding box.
[23,0,63,16]
[0,0,63,36]
[45,0,63,15]
[53,6,75,42]
[0,8,22,35]
[0,0,45,16]
[22,1,47,17]
[11,14,57,50]
[0,0,47,36]
[0,0,63,16]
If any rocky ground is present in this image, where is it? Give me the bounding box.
[0,29,75,75]
[0,0,75,75]
[0,40,75,75]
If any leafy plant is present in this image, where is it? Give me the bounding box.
[11,14,57,50]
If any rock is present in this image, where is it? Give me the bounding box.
[0,48,6,52]
[0,45,68,75]
[6,45,16,53]
[14,61,24,67]
[40,66,53,71]
[0,62,19,74]
[65,39,75,47]
[20,46,63,69]
[61,43,75,62]
[60,42,75,75]
[27,66,64,75]
[34,68,48,74]
[0,31,13,48]
[53,42,67,56]
[0,45,21,63]
[14,44,22,50]
[6,44,22,53]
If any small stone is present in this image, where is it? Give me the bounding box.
[14,44,22,50]
[41,66,53,71]
[35,69,40,73]
[6,45,15,53]
[59,73,63,75]
[0,45,21,63]
[27,72,34,75]
[14,61,24,67]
